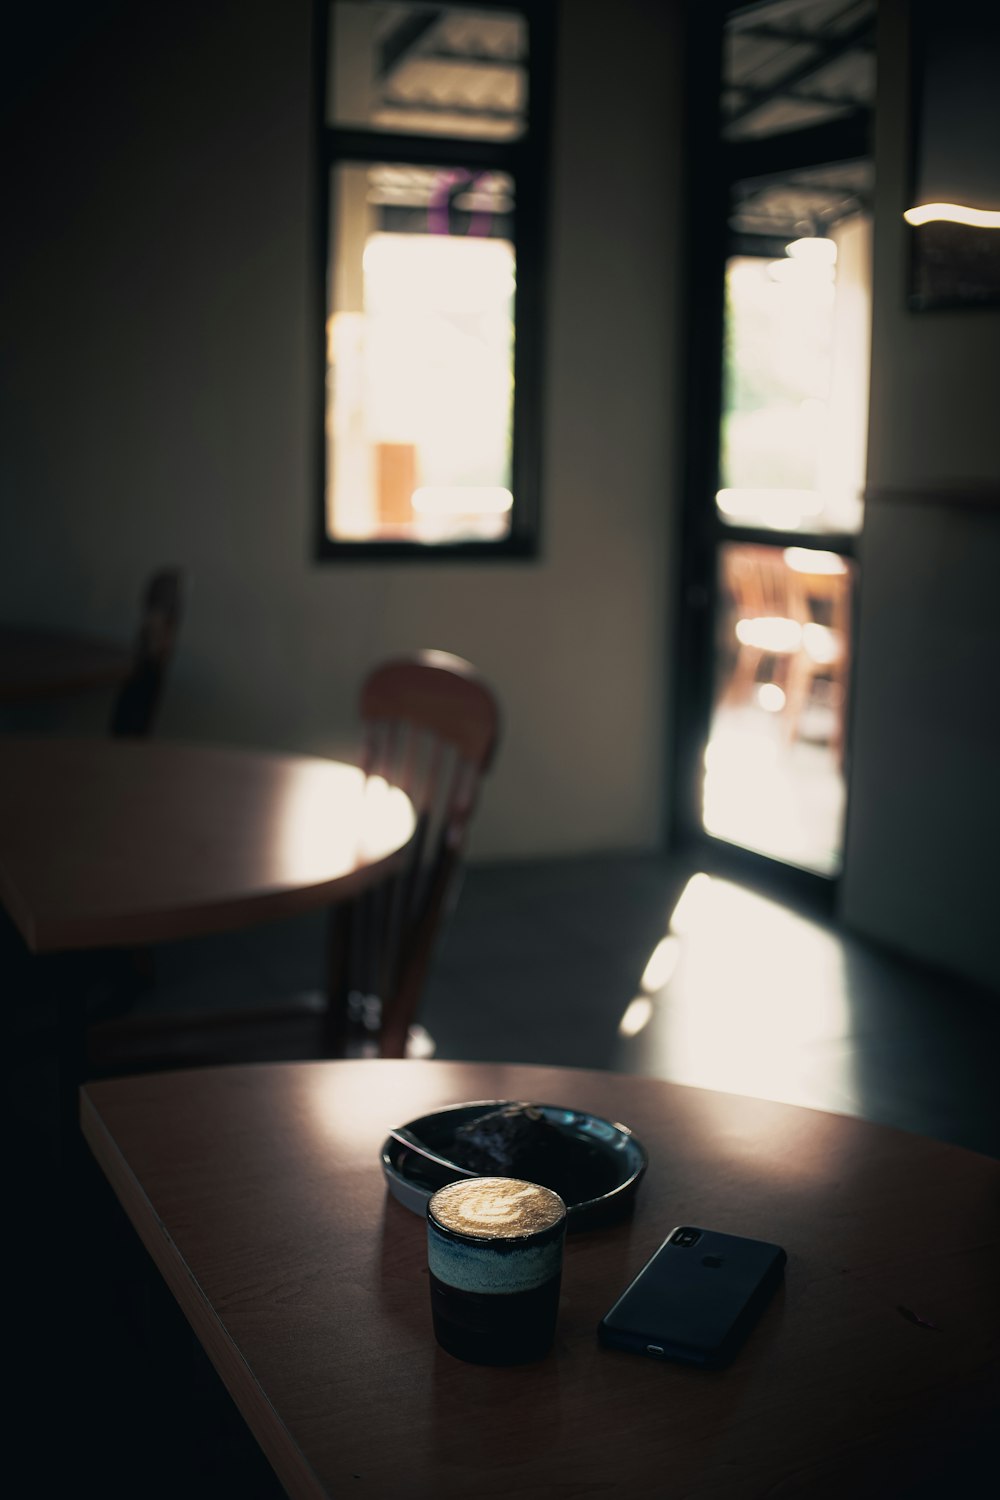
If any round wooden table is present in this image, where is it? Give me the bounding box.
[0,737,415,953]
[0,738,416,1145]
[81,1060,1000,1499]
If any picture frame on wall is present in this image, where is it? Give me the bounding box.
[907,1,1000,311]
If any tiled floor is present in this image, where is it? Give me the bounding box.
[125,852,998,1157]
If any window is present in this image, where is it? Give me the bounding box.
[719,209,871,537]
[316,2,553,558]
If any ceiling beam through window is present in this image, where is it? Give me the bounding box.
[379,9,444,82]
[725,108,870,180]
[726,14,874,129]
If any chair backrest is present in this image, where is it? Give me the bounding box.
[109,568,185,738]
[724,544,809,626]
[327,650,501,1058]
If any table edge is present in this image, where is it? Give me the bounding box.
[26,837,412,953]
[0,734,364,772]
[0,630,132,704]
[80,1090,328,1500]
[0,738,417,952]
[81,1058,1000,1169]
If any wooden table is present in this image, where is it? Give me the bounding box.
[81,1061,1000,1499]
[0,739,415,1148]
[0,737,415,953]
[0,624,132,703]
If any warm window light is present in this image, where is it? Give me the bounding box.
[640,936,680,993]
[757,682,787,713]
[735,616,803,653]
[767,257,835,285]
[668,872,713,937]
[904,202,1000,229]
[618,996,654,1039]
[717,489,824,527]
[362,233,517,305]
[785,236,838,264]
[412,486,513,516]
[802,622,841,665]
[783,547,848,575]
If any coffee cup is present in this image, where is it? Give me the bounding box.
[427,1176,567,1365]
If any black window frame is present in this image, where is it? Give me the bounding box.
[313,0,554,562]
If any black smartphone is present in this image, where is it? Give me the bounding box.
[598,1225,786,1368]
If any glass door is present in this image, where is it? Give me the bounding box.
[673,0,875,890]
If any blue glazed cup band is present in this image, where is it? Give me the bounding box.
[427,1177,566,1295]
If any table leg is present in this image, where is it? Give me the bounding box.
[2,945,92,1472]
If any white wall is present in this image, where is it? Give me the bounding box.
[840,0,1000,989]
[0,0,685,860]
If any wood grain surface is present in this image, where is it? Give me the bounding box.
[0,625,132,703]
[0,739,414,952]
[81,1062,1000,1499]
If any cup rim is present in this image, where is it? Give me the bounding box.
[428,1175,567,1243]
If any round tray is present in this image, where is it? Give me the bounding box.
[381,1099,648,1231]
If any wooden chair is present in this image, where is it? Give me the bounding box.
[109,568,185,738]
[324,650,501,1059]
[100,567,185,1003]
[721,545,848,755]
[781,555,850,762]
[87,649,499,1071]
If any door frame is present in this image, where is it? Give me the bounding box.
[667,2,870,913]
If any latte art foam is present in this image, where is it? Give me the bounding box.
[430,1177,565,1239]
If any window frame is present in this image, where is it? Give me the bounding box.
[313,0,554,561]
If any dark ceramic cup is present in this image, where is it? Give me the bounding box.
[427,1176,567,1365]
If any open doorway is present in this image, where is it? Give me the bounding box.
[674,0,874,890]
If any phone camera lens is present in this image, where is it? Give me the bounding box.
[673,1228,699,1246]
